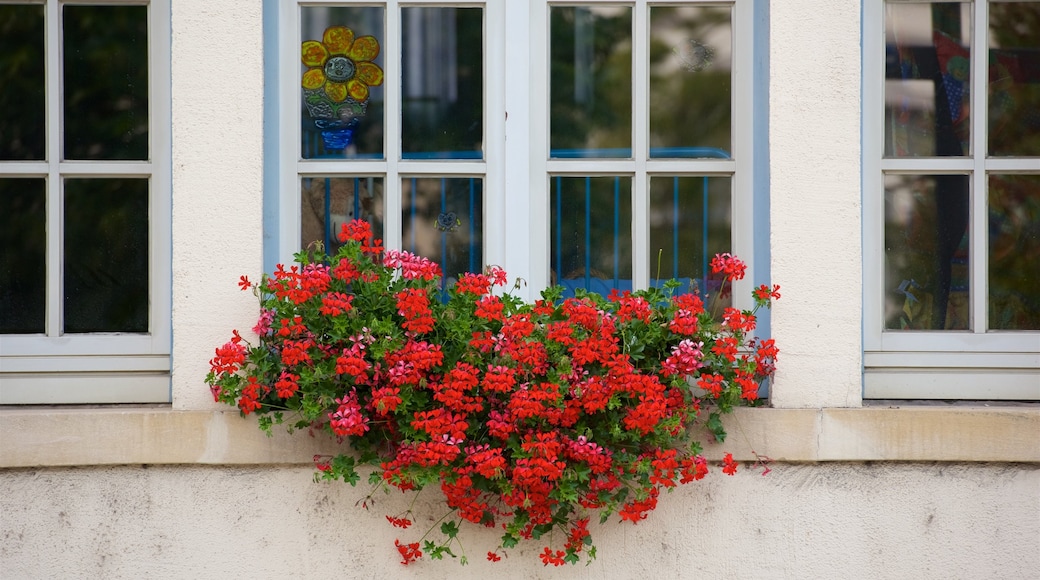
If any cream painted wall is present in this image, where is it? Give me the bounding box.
[171,0,266,410]
[768,0,864,409]
[2,463,1038,579]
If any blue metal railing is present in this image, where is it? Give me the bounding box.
[315,147,730,295]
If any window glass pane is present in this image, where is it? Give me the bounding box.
[301,7,385,159]
[301,176,385,255]
[0,179,46,333]
[884,173,970,331]
[64,179,149,333]
[402,7,483,160]
[649,6,732,159]
[884,2,971,158]
[550,6,632,159]
[649,176,731,302]
[63,5,149,160]
[401,177,483,287]
[550,176,632,296]
[0,5,45,161]
[989,174,1040,330]
[988,2,1040,157]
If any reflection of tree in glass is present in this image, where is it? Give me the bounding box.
[988,3,1040,157]
[649,7,732,155]
[402,179,483,285]
[63,6,149,160]
[550,7,633,153]
[401,8,484,156]
[64,179,149,333]
[0,6,46,160]
[988,175,1040,331]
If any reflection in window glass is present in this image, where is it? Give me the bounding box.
[64,179,149,333]
[301,176,384,255]
[551,176,632,296]
[649,6,732,159]
[989,174,1040,330]
[0,5,45,161]
[649,176,731,300]
[301,7,385,160]
[63,6,149,160]
[988,2,1040,157]
[550,6,632,158]
[884,174,970,330]
[0,179,46,333]
[402,7,483,159]
[884,2,971,158]
[402,177,483,287]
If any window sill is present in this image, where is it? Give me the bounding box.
[1,404,1036,468]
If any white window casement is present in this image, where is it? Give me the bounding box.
[863,0,1040,400]
[273,0,759,312]
[0,0,172,404]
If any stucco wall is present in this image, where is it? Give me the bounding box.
[2,463,1037,579]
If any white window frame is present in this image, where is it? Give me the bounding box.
[275,0,506,272]
[863,0,1040,400]
[527,0,755,305]
[275,0,755,309]
[0,0,172,404]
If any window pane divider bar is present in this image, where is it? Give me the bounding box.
[879,158,974,172]
[56,162,156,176]
[983,158,1040,172]
[0,162,50,176]
[385,0,402,251]
[632,1,649,290]
[645,159,736,174]
[545,160,637,174]
[396,161,487,175]
[46,0,61,339]
[970,0,987,334]
[296,160,387,174]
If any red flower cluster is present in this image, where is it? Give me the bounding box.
[205,221,779,566]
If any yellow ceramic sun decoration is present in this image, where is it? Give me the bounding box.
[302,26,384,104]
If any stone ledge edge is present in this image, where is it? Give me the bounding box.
[1,406,1037,468]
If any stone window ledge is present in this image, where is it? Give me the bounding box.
[2,405,1037,468]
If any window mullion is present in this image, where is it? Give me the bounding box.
[484,0,506,271]
[971,0,988,334]
[384,0,403,251]
[632,1,649,290]
[46,0,61,338]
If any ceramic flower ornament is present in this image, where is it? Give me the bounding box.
[301,26,384,151]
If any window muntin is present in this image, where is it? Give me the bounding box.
[865,0,1040,399]
[0,0,171,404]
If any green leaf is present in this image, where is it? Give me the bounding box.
[707,411,727,442]
[440,520,460,539]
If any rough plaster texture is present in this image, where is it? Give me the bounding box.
[768,0,863,408]
[1,463,1037,579]
[171,0,266,410]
